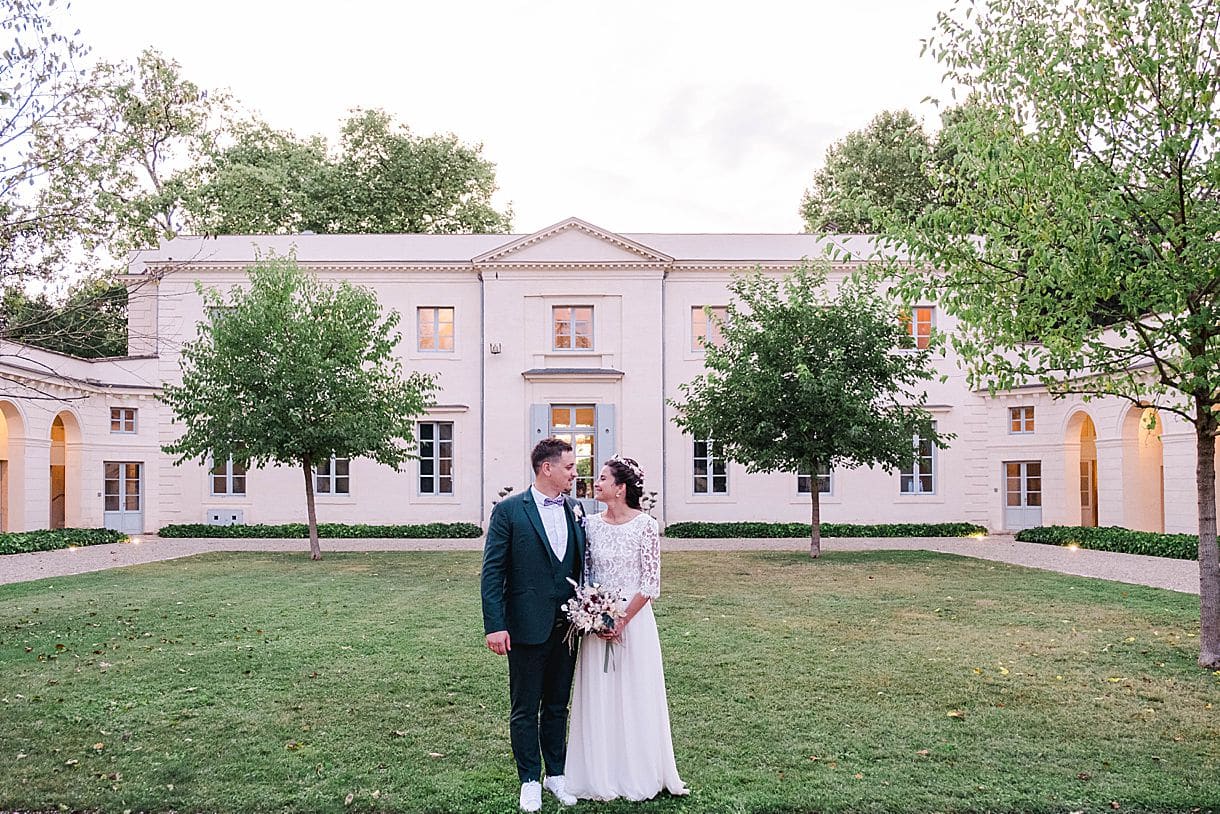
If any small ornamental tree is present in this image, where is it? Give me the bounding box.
[670,263,947,557]
[892,0,1220,669]
[161,256,437,559]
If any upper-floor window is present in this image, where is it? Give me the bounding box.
[1009,406,1035,434]
[797,464,833,495]
[900,306,935,349]
[900,423,937,494]
[552,305,593,351]
[693,438,728,494]
[211,457,247,496]
[418,422,454,495]
[316,456,350,495]
[691,306,728,351]
[110,407,137,434]
[418,307,455,352]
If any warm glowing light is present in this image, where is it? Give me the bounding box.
[1067,543,1080,552]
[969,532,987,540]
[67,546,77,551]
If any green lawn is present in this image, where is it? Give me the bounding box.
[0,550,1216,814]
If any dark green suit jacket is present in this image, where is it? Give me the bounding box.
[481,490,587,646]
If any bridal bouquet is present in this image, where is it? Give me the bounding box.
[561,577,626,671]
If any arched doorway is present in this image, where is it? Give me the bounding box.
[1122,405,1164,532]
[49,411,82,529]
[1065,411,1099,527]
[0,400,27,532]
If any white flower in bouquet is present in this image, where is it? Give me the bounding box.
[561,577,626,670]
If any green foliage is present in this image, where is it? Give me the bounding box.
[157,522,482,539]
[187,109,512,235]
[664,521,987,539]
[0,528,126,555]
[0,551,1213,812]
[800,110,935,233]
[0,0,95,280]
[1,277,128,357]
[670,262,945,552]
[160,256,438,556]
[890,0,1220,667]
[1016,525,1198,561]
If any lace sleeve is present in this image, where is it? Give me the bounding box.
[638,516,661,598]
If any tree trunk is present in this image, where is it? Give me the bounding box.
[1195,410,1219,668]
[302,454,322,561]
[810,480,822,559]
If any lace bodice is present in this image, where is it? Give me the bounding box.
[585,512,661,598]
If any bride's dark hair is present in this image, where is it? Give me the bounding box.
[605,456,645,510]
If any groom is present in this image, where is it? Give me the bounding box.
[481,437,586,812]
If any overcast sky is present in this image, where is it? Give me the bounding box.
[70,0,952,235]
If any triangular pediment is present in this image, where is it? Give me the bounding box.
[473,217,672,264]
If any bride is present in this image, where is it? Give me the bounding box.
[564,455,688,802]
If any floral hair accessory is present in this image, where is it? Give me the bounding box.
[609,454,645,487]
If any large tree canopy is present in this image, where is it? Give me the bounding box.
[671,263,945,556]
[891,0,1220,668]
[800,110,935,233]
[186,109,513,235]
[160,256,438,559]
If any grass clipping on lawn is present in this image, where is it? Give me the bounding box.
[0,550,1216,814]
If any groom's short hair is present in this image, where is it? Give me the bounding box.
[531,437,573,473]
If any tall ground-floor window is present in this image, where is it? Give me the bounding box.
[418,422,454,494]
[900,423,936,494]
[797,464,832,495]
[693,439,728,494]
[315,457,350,495]
[549,405,595,499]
[211,457,247,495]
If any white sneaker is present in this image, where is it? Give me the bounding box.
[543,775,577,806]
[519,781,542,812]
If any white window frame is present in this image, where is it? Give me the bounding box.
[691,305,728,352]
[900,423,937,495]
[552,305,594,351]
[210,457,247,496]
[693,438,728,495]
[901,306,935,350]
[418,421,454,495]
[315,456,350,495]
[110,407,137,434]
[797,465,833,496]
[417,306,455,353]
[1009,406,1035,434]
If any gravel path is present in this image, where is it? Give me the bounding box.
[0,534,1199,594]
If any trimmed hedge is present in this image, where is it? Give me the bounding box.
[0,528,127,555]
[1014,525,1197,560]
[157,522,483,539]
[662,521,988,539]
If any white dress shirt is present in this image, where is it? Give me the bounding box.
[530,486,569,561]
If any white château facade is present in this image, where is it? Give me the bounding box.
[0,217,1200,536]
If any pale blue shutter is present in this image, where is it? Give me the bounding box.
[529,404,549,484]
[592,404,616,512]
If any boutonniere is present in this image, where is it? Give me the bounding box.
[571,501,586,528]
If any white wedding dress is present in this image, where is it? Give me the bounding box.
[565,512,688,801]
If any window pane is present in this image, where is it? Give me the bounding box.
[232,475,246,495]
[335,477,349,494]
[901,474,914,493]
[693,441,708,458]
[1028,462,1041,478]
[105,495,120,512]
[1007,492,1021,507]
[551,407,571,428]
[421,459,434,476]
[439,423,453,441]
[420,440,434,460]
[574,307,592,322]
[316,478,330,494]
[694,459,708,477]
[713,475,727,493]
[420,476,434,493]
[574,407,595,428]
[693,476,707,494]
[317,459,331,476]
[797,474,810,493]
[419,422,434,440]
[920,474,933,492]
[213,475,227,494]
[438,459,452,476]
[1027,492,1042,507]
[439,476,452,494]
[335,458,349,476]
